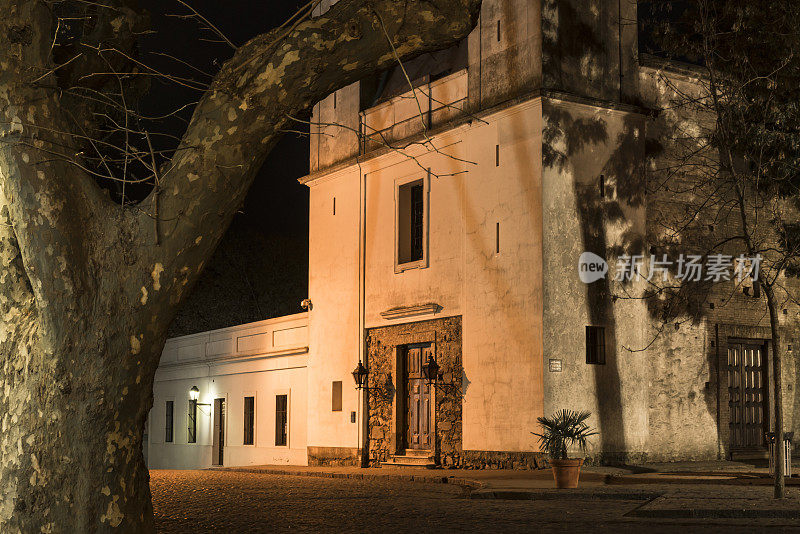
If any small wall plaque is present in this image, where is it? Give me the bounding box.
[549,359,562,373]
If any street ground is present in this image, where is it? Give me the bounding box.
[150,466,800,533]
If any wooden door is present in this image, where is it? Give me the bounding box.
[727,343,768,451]
[212,398,226,466]
[405,344,432,451]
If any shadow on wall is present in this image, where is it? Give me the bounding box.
[542,0,610,99]
[544,105,629,459]
[544,101,728,460]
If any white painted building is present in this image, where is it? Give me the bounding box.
[146,314,309,468]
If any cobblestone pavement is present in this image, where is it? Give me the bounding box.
[150,470,800,533]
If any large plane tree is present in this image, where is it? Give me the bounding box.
[0,0,482,531]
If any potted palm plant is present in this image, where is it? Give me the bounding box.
[532,410,597,488]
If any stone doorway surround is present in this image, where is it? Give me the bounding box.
[365,316,463,467]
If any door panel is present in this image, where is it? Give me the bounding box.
[212,398,225,466]
[405,344,432,451]
[728,343,767,451]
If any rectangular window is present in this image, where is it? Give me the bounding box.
[397,179,425,264]
[187,400,197,443]
[586,326,606,365]
[243,396,255,446]
[332,381,343,412]
[165,401,174,443]
[275,394,288,446]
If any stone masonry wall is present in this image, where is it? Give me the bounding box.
[366,317,463,466]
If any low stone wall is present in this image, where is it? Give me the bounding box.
[459,450,546,470]
[307,446,359,467]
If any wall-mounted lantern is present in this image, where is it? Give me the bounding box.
[189,386,211,406]
[421,355,440,385]
[352,362,368,390]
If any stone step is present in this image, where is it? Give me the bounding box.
[382,454,436,468]
[403,449,434,457]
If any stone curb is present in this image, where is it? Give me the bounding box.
[628,508,800,519]
[215,467,484,491]
[607,474,800,486]
[470,489,660,501]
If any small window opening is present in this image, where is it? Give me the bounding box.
[188,400,197,443]
[586,326,606,365]
[243,396,255,446]
[165,400,174,443]
[495,145,500,167]
[332,381,343,412]
[398,180,425,264]
[599,175,606,198]
[333,91,337,109]
[333,197,336,215]
[497,20,501,42]
[496,222,500,254]
[275,394,288,446]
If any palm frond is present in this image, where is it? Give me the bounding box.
[531,409,598,459]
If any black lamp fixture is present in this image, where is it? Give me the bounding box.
[421,354,440,384]
[352,361,368,390]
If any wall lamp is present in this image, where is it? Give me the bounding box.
[421,355,441,385]
[352,362,368,390]
[189,386,211,406]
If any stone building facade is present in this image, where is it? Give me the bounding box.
[147,0,800,472]
[301,0,800,467]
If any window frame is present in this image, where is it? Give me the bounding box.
[243,395,256,446]
[332,381,343,412]
[274,392,290,448]
[165,400,174,443]
[394,172,430,273]
[187,399,197,444]
[586,326,607,365]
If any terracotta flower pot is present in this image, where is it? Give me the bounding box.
[550,458,584,488]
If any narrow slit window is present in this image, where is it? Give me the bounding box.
[397,180,425,264]
[496,222,500,254]
[165,401,174,443]
[275,394,288,446]
[586,326,606,365]
[243,396,255,446]
[599,175,605,198]
[333,197,336,215]
[333,91,337,109]
[496,145,500,167]
[332,381,343,412]
[497,20,501,42]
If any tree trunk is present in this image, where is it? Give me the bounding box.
[764,284,786,498]
[0,0,483,531]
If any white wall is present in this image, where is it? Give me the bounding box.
[306,172,363,451]
[148,314,309,469]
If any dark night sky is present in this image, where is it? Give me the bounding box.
[136,0,312,335]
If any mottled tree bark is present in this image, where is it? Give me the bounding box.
[0,0,482,531]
